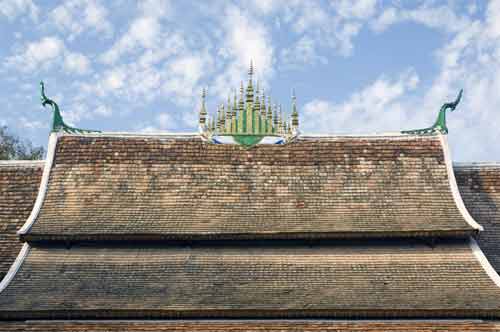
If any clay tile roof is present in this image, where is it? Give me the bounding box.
[19,133,481,241]
[455,163,500,273]
[1,240,500,319]
[0,320,500,331]
[0,161,43,280]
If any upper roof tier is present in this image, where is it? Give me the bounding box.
[18,132,481,241]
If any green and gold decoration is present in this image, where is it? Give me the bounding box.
[402,89,463,135]
[40,81,100,134]
[199,63,299,147]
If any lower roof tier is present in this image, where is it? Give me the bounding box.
[455,164,500,277]
[1,320,500,332]
[1,240,500,319]
[20,133,480,241]
[0,162,43,280]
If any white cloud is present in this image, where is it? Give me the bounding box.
[163,55,209,105]
[372,4,472,33]
[49,0,113,40]
[4,36,91,75]
[332,0,378,20]
[4,36,64,71]
[301,69,419,134]
[100,0,172,64]
[213,4,274,97]
[64,52,90,75]
[94,105,112,117]
[0,0,38,21]
[281,35,327,67]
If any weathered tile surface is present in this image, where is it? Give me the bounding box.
[1,241,500,319]
[1,320,500,331]
[0,162,42,280]
[26,134,476,240]
[455,164,500,274]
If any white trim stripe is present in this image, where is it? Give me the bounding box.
[0,160,44,167]
[470,238,500,288]
[17,133,60,235]
[438,134,483,231]
[0,243,30,293]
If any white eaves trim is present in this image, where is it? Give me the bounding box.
[0,243,30,293]
[17,132,60,236]
[439,134,483,231]
[0,160,44,167]
[470,238,500,288]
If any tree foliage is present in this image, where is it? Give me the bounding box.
[0,126,44,160]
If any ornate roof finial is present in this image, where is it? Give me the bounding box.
[246,61,254,104]
[291,89,299,130]
[40,81,99,134]
[199,87,207,126]
[267,96,273,134]
[198,64,300,146]
[249,60,254,79]
[402,89,463,135]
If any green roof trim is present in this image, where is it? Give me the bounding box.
[40,81,100,134]
[199,63,299,147]
[402,89,463,135]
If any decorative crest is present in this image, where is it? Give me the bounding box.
[199,64,300,147]
[402,89,463,135]
[40,81,100,134]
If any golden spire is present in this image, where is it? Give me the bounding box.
[273,103,278,134]
[232,92,238,133]
[267,96,273,134]
[216,105,221,131]
[260,91,266,117]
[278,104,283,135]
[199,63,300,143]
[254,89,260,134]
[199,88,207,126]
[291,88,299,130]
[239,81,245,134]
[226,95,232,132]
[220,104,226,130]
[246,61,254,104]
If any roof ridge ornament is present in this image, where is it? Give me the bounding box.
[402,89,463,135]
[40,81,100,134]
[199,64,300,147]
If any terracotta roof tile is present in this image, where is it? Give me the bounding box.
[1,320,500,331]
[455,164,500,273]
[23,134,477,241]
[0,162,42,280]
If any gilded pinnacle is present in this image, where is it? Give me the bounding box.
[198,63,299,140]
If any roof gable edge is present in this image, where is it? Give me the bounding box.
[439,134,483,231]
[0,243,30,294]
[17,132,60,237]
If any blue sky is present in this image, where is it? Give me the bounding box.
[1,0,499,161]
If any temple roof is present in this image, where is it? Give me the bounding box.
[1,320,500,331]
[455,163,500,273]
[0,161,42,280]
[18,133,481,241]
[1,240,500,319]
